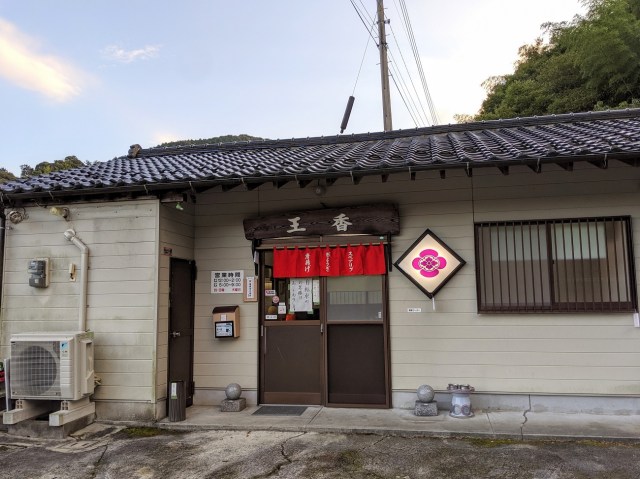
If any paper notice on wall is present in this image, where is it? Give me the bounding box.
[312,279,320,305]
[290,278,313,312]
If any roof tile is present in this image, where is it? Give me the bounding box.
[4,109,640,198]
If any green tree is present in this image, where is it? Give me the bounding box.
[20,155,85,178]
[0,168,17,183]
[468,0,640,121]
[156,134,264,148]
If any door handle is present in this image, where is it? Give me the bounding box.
[320,324,324,334]
[171,331,181,338]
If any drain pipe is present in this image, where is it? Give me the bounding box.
[0,211,5,310]
[64,229,89,332]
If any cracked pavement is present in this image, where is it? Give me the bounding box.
[2,424,640,478]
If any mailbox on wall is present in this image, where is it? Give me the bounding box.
[213,305,240,339]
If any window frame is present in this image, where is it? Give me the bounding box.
[474,216,638,313]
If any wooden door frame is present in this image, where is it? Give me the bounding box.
[258,253,325,404]
[257,250,391,407]
[322,274,391,408]
[168,257,196,406]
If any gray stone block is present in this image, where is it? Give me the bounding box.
[414,400,438,416]
[221,398,246,412]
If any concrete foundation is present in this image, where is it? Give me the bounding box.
[7,413,95,439]
[393,391,640,415]
[95,400,156,422]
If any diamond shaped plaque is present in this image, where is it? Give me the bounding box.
[394,229,466,299]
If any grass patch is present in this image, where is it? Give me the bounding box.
[463,437,640,449]
[121,427,165,438]
[337,449,364,471]
[463,437,521,448]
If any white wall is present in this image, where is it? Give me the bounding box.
[191,162,640,405]
[1,199,160,420]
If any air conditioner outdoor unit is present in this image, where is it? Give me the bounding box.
[9,332,94,401]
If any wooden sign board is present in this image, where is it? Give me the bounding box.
[243,204,399,240]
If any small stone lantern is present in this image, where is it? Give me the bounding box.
[447,384,475,418]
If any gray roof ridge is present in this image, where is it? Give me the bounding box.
[134,108,640,158]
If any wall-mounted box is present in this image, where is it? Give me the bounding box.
[213,305,239,339]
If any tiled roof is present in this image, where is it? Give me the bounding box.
[3,109,640,200]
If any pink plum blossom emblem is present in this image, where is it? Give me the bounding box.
[412,249,447,278]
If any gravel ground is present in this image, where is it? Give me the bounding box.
[1,425,639,478]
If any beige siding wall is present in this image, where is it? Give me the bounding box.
[193,163,640,401]
[194,193,261,395]
[157,202,195,405]
[1,199,159,416]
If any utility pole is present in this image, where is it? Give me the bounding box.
[377,0,393,131]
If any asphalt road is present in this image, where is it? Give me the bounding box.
[1,425,639,478]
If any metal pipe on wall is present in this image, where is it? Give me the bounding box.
[64,229,89,332]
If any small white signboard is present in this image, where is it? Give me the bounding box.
[211,270,244,294]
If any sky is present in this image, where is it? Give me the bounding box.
[0,1,585,176]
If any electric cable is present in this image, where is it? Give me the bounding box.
[387,48,427,126]
[393,0,439,124]
[389,72,419,127]
[396,0,436,124]
[349,0,378,45]
[351,20,376,96]
[388,23,430,125]
[388,54,423,126]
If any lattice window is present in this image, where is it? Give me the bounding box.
[475,217,637,312]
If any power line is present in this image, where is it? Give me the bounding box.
[389,72,420,127]
[347,0,436,128]
[388,23,430,126]
[393,0,439,125]
[349,0,378,45]
[387,54,424,127]
[351,23,375,96]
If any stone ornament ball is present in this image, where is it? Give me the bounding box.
[417,384,435,402]
[225,383,242,400]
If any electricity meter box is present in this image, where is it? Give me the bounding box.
[28,258,49,288]
[213,305,240,339]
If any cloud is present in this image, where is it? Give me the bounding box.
[154,131,184,146]
[0,17,86,102]
[102,44,160,64]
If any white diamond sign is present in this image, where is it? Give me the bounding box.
[394,229,465,299]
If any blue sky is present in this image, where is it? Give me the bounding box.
[0,1,584,176]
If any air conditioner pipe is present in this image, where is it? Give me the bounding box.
[64,229,89,332]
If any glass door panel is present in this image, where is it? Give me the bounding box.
[327,276,384,321]
[325,275,388,407]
